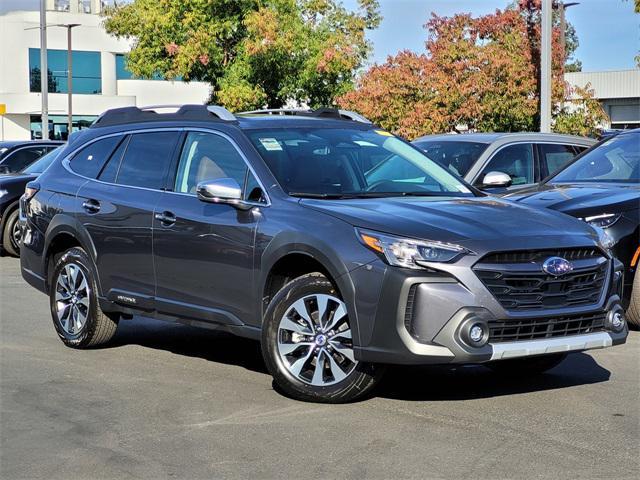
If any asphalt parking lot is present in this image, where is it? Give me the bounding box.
[1,256,638,480]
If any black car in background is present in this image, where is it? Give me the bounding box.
[0,147,62,256]
[507,129,640,327]
[0,141,63,174]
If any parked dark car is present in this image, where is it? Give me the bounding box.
[0,141,63,174]
[20,105,627,403]
[412,133,594,194]
[1,147,63,256]
[506,129,639,327]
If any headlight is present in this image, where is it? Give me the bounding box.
[0,189,8,199]
[357,228,468,268]
[583,213,621,229]
[593,226,616,252]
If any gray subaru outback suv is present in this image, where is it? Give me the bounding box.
[20,106,628,403]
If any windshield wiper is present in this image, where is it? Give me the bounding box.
[289,191,468,199]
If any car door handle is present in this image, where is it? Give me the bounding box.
[82,199,100,214]
[154,211,176,226]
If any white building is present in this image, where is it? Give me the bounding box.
[565,69,640,130]
[0,0,211,140]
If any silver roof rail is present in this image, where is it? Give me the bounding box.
[239,108,372,124]
[91,104,236,128]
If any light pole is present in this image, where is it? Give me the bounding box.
[559,2,580,66]
[55,24,80,137]
[540,0,553,133]
[39,0,48,140]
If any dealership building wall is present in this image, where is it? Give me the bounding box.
[0,1,211,140]
[565,70,640,129]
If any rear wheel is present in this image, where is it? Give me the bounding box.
[626,271,640,329]
[50,247,119,348]
[487,353,568,376]
[2,209,21,257]
[262,273,383,403]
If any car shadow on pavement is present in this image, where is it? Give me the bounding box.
[375,352,611,401]
[106,316,612,402]
[107,316,269,375]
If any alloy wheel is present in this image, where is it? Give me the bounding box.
[10,219,22,250]
[54,264,90,335]
[277,293,357,386]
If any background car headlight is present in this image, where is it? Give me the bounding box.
[593,226,616,253]
[583,213,621,229]
[357,228,468,268]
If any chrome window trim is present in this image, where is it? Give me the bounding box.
[60,127,271,207]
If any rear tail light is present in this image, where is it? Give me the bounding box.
[24,182,39,201]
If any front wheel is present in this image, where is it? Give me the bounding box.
[2,209,21,257]
[261,273,383,403]
[50,247,119,348]
[487,353,568,376]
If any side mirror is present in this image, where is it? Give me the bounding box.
[481,171,512,188]
[196,178,252,210]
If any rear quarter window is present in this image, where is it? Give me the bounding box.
[70,136,123,178]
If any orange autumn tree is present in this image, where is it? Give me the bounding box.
[339,3,606,139]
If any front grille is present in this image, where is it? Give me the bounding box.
[489,312,606,343]
[474,248,608,311]
[480,247,601,264]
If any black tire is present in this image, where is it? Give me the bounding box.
[487,352,568,376]
[626,271,640,329]
[2,209,21,257]
[49,247,119,348]
[261,272,383,403]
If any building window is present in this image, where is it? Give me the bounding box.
[29,48,102,94]
[53,0,70,12]
[115,53,181,81]
[30,115,97,140]
[78,0,92,13]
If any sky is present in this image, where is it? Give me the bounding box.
[2,0,638,72]
[344,0,639,71]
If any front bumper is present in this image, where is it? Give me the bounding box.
[349,257,628,366]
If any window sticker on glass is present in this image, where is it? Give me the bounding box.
[375,130,393,137]
[259,138,283,151]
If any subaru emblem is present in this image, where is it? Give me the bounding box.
[542,256,574,276]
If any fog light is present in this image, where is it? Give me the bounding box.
[606,307,626,333]
[611,312,624,331]
[469,324,485,343]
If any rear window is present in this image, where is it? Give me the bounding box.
[413,140,489,177]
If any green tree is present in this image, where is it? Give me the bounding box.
[102,0,380,110]
[339,3,605,139]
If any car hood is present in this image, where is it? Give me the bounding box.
[507,182,640,217]
[300,195,600,251]
[0,172,37,187]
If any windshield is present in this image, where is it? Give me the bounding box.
[413,140,489,177]
[550,134,639,184]
[22,146,62,174]
[247,128,473,198]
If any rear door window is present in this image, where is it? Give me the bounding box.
[538,143,578,178]
[115,131,180,190]
[70,136,122,178]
